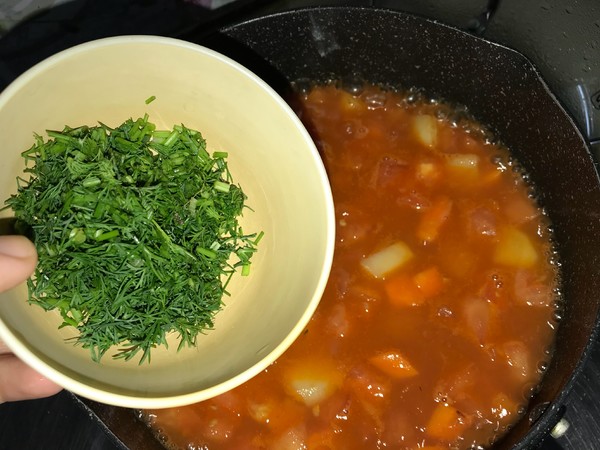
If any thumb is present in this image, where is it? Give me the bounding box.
[0,235,37,292]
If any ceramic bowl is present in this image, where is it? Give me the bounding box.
[0,35,334,409]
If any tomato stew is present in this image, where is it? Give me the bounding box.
[143,84,560,450]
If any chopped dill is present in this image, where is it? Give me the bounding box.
[3,115,261,364]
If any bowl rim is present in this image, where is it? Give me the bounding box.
[0,34,336,409]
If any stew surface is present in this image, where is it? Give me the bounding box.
[144,84,560,450]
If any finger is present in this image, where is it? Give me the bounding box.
[0,339,11,354]
[0,235,37,292]
[0,353,62,403]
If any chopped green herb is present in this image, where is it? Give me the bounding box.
[145,95,156,104]
[3,115,261,364]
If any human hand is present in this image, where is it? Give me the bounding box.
[0,235,62,403]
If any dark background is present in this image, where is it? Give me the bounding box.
[0,1,598,449]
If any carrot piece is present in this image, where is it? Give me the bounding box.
[385,267,443,307]
[417,196,453,243]
[384,273,424,307]
[426,403,470,442]
[369,350,418,379]
[413,266,444,297]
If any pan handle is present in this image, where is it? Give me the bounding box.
[538,416,570,450]
[539,435,564,450]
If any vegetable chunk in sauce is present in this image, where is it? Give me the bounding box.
[143,84,560,450]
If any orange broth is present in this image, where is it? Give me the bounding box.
[143,84,560,450]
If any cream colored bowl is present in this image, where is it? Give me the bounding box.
[0,36,334,409]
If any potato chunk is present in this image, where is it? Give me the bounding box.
[361,241,414,278]
[413,114,438,147]
[283,359,343,407]
[493,226,538,268]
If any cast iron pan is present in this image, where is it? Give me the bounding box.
[78,6,600,450]
[203,6,600,450]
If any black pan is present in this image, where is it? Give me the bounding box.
[79,6,600,450]
[204,6,600,449]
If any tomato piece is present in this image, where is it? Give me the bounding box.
[466,207,497,237]
[513,268,555,307]
[185,399,242,445]
[462,297,493,344]
[325,303,350,338]
[501,340,533,381]
[336,203,375,247]
[247,395,307,434]
[504,193,540,225]
[373,155,409,189]
[347,364,392,406]
[380,409,419,446]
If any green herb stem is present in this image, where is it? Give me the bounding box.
[4,117,261,364]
